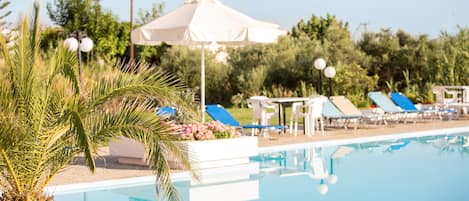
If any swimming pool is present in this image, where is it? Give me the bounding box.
[52,132,469,201]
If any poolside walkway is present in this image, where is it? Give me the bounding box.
[50,117,469,185]
[259,117,469,147]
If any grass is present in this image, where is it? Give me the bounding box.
[205,107,300,125]
[227,107,253,125]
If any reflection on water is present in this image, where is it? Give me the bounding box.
[54,134,469,201]
[252,145,353,195]
[251,134,469,200]
[54,162,261,201]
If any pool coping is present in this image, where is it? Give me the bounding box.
[46,126,469,196]
[258,126,469,153]
[47,172,191,196]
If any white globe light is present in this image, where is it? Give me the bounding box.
[314,58,326,70]
[317,184,329,195]
[64,37,79,52]
[324,66,336,78]
[79,37,94,52]
[327,174,338,184]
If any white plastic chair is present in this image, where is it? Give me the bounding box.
[290,96,326,136]
[289,102,304,134]
[246,96,278,135]
[305,148,329,179]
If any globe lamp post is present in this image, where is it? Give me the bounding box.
[313,58,327,95]
[64,32,94,87]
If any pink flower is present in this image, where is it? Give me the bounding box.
[173,121,238,141]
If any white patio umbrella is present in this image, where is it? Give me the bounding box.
[131,0,286,122]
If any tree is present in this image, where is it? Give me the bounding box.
[291,14,349,44]
[288,14,373,100]
[47,0,93,31]
[47,0,130,60]
[0,3,195,201]
[358,27,469,103]
[438,28,469,85]
[228,44,272,97]
[158,46,234,105]
[137,3,164,25]
[135,3,169,66]
[358,29,403,89]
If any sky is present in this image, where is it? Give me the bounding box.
[8,0,469,38]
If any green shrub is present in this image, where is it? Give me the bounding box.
[231,93,245,108]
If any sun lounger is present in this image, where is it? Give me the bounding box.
[390,92,457,120]
[322,99,360,129]
[368,92,410,123]
[156,106,177,121]
[156,106,177,116]
[330,96,386,126]
[205,104,286,137]
[389,92,438,120]
[389,92,421,112]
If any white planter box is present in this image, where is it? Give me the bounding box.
[110,137,259,169]
[112,163,260,201]
[179,137,258,169]
[109,137,148,166]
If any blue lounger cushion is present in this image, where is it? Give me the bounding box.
[389,92,419,112]
[156,106,177,116]
[205,104,286,130]
[390,92,446,113]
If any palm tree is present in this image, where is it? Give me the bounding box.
[0,3,194,201]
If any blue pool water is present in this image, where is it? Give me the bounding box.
[54,134,469,201]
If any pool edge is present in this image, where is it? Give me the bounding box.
[259,126,469,153]
[46,125,469,195]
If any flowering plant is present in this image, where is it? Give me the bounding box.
[174,121,240,141]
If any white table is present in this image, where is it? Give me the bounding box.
[268,97,311,132]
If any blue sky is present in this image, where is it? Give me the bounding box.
[9,0,469,38]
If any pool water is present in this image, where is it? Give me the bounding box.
[54,134,469,201]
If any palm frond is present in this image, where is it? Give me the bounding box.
[151,144,182,201]
[86,100,195,200]
[47,45,79,94]
[89,65,198,120]
[0,21,15,97]
[38,139,79,189]
[1,149,23,196]
[68,108,96,172]
[30,1,41,61]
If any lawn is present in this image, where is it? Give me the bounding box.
[205,107,300,125]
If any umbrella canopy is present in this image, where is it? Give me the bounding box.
[132,0,286,121]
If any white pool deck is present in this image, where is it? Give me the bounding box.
[46,123,469,196]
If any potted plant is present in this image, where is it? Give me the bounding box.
[110,121,259,169]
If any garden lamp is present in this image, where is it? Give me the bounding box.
[324,66,336,97]
[314,58,327,95]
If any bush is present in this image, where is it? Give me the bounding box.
[159,46,233,105]
[231,93,245,108]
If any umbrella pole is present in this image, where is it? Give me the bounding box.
[201,43,206,122]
